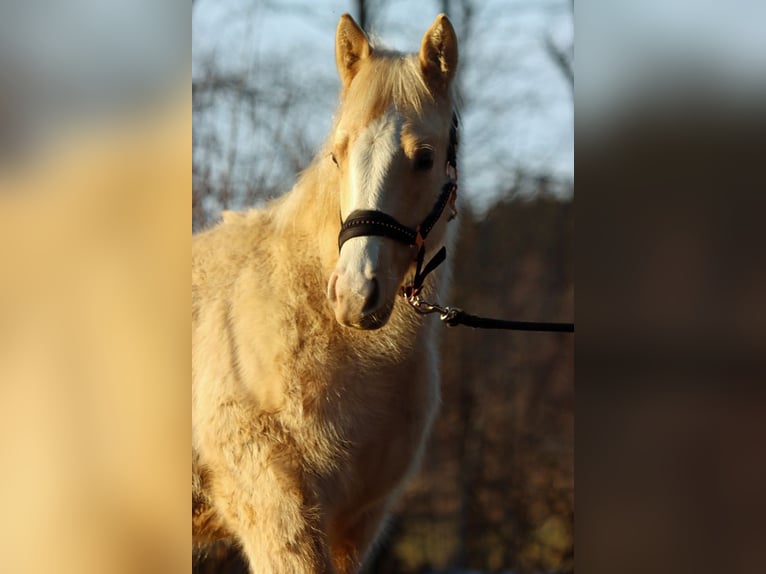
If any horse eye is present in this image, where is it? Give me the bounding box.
[414,150,434,172]
[330,153,339,167]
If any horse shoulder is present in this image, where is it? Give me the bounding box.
[194,210,290,412]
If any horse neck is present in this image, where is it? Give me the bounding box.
[275,155,341,279]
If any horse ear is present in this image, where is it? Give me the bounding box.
[419,14,458,95]
[335,13,371,91]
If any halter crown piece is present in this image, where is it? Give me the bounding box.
[337,112,459,298]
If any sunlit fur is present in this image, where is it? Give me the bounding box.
[192,13,458,574]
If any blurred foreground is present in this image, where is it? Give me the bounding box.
[0,92,191,574]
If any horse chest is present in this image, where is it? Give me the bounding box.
[303,357,440,506]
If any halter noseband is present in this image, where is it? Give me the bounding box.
[337,112,459,296]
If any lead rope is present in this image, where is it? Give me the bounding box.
[406,295,575,333]
[402,246,575,333]
[402,236,575,332]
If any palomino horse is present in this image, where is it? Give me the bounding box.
[192,13,459,573]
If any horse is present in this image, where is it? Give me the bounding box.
[192,13,459,573]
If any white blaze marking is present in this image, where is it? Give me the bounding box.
[336,108,404,282]
[347,108,403,215]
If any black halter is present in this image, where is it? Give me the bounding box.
[337,112,459,295]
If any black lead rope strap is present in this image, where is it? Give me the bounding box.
[443,311,575,332]
[406,294,575,333]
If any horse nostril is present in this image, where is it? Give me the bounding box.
[361,277,380,315]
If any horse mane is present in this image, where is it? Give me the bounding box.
[340,50,435,122]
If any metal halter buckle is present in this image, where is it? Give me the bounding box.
[404,293,461,324]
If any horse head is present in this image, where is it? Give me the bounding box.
[327,13,458,330]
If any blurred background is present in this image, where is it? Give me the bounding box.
[193,1,574,573]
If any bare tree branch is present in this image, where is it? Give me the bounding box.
[544,0,574,99]
[544,34,573,98]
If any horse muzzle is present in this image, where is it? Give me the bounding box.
[327,267,394,330]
